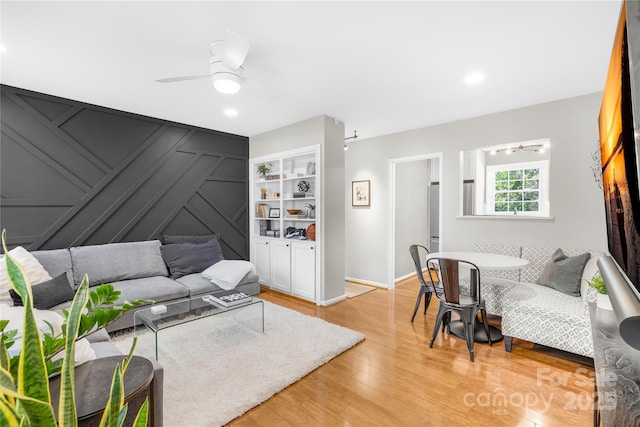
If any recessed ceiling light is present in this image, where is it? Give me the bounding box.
[224,108,238,117]
[464,71,485,85]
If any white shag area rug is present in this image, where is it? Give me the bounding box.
[111,300,364,427]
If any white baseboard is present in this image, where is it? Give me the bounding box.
[318,294,347,306]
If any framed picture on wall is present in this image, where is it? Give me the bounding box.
[352,180,371,206]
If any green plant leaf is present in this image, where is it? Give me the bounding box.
[2,231,57,426]
[58,274,91,426]
[131,399,149,427]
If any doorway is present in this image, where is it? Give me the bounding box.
[388,153,443,289]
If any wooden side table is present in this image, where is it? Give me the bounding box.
[49,355,155,426]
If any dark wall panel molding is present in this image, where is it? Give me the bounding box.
[0,85,249,259]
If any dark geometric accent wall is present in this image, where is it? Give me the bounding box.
[0,85,249,259]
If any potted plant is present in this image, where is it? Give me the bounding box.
[0,230,150,426]
[586,273,611,310]
[257,163,272,179]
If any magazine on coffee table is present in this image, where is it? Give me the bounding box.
[207,290,252,307]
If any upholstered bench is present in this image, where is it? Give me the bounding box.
[469,244,601,358]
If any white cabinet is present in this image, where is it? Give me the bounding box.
[291,241,316,300]
[269,240,292,292]
[253,239,292,293]
[250,146,320,303]
[253,239,271,284]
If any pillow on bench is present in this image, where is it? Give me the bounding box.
[535,249,591,297]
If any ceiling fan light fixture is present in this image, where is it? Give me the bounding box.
[213,74,241,94]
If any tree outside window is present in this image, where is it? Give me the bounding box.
[486,161,549,216]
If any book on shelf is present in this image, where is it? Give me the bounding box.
[208,290,253,307]
[256,204,269,218]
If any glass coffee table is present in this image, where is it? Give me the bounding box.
[134,294,264,360]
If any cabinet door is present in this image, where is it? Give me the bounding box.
[253,240,271,285]
[291,242,316,300]
[269,240,291,292]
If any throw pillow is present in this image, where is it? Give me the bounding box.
[9,273,75,310]
[202,260,255,290]
[1,246,52,306]
[536,249,591,297]
[164,234,220,244]
[160,238,224,279]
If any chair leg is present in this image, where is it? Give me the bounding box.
[504,336,513,352]
[460,310,475,362]
[424,292,432,314]
[480,308,492,346]
[411,287,426,322]
[429,305,447,348]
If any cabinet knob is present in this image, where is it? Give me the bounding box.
[310,247,314,250]
[286,244,289,247]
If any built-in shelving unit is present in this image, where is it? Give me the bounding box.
[249,145,320,302]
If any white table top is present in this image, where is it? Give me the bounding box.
[425,251,529,270]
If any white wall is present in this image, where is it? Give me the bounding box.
[345,93,609,286]
[394,159,429,279]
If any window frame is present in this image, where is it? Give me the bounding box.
[485,160,550,216]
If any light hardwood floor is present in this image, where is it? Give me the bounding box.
[229,278,595,426]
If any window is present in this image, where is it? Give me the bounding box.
[486,160,549,216]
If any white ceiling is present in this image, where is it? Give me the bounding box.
[0,1,623,140]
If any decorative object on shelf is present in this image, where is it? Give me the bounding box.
[257,163,272,178]
[260,188,267,199]
[297,180,310,192]
[293,193,306,198]
[305,203,315,219]
[285,226,307,239]
[306,162,316,176]
[265,174,280,180]
[269,208,280,218]
[286,209,301,215]
[306,223,316,241]
[256,204,268,218]
[352,180,371,207]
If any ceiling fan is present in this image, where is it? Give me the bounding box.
[156,31,251,94]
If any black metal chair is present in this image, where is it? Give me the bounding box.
[426,257,491,362]
[409,244,439,322]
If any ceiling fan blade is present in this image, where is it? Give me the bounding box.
[221,31,250,70]
[155,74,212,83]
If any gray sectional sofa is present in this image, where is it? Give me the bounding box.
[32,239,260,332]
[470,244,601,358]
[5,237,260,426]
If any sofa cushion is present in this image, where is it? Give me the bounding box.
[160,239,224,279]
[1,246,52,306]
[520,246,591,284]
[71,241,168,286]
[472,244,522,281]
[9,273,75,310]
[32,249,74,290]
[177,271,259,296]
[108,276,189,304]
[535,249,591,297]
[164,234,220,244]
[501,282,593,357]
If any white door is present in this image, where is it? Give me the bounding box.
[291,241,316,300]
[270,240,291,292]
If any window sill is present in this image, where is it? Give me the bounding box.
[456,215,554,220]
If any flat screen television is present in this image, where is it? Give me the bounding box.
[599,0,640,294]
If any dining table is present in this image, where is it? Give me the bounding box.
[425,251,530,343]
